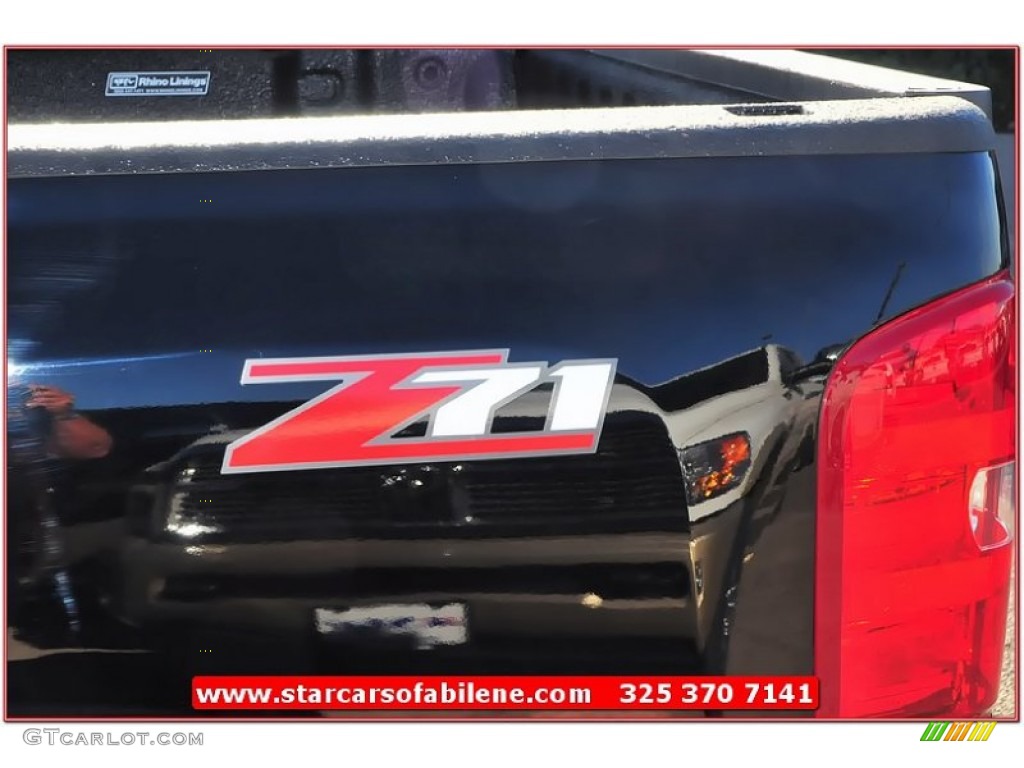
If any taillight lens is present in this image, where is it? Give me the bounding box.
[816,272,1015,718]
[969,461,1015,550]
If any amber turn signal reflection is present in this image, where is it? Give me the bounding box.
[679,432,752,506]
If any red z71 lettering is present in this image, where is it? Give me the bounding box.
[222,350,617,473]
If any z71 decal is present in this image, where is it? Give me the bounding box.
[222,350,617,473]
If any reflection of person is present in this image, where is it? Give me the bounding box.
[8,384,112,643]
[25,385,113,460]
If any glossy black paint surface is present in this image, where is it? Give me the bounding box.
[6,151,1006,714]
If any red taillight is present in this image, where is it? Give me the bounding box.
[816,272,1015,718]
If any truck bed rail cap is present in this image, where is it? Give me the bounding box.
[8,95,994,178]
